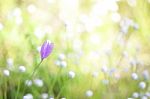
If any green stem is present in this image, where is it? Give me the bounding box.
[15,79,21,99]
[23,60,43,94]
[56,69,67,99]
[4,77,7,99]
[30,60,43,79]
[56,86,65,99]
[56,79,66,99]
[49,68,62,95]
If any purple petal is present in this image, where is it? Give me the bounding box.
[40,40,54,60]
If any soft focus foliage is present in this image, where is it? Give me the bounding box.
[0,0,150,98]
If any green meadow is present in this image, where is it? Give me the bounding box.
[0,0,150,99]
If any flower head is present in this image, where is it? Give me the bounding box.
[23,93,33,99]
[40,40,54,60]
[33,78,43,87]
[18,65,26,72]
[3,69,10,77]
[68,71,75,79]
[131,73,138,80]
[41,93,48,99]
[85,90,93,97]
[139,81,146,89]
[132,92,139,98]
[25,80,32,86]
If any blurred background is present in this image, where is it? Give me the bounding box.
[0,0,150,99]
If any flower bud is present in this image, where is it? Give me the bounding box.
[40,40,54,60]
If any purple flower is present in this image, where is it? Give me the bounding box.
[40,40,54,60]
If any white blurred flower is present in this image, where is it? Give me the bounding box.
[132,92,139,98]
[49,96,54,99]
[142,70,149,80]
[131,73,138,80]
[25,80,32,86]
[15,16,23,25]
[120,18,133,34]
[60,61,67,68]
[80,14,102,32]
[117,34,125,47]
[3,69,10,77]
[102,79,109,85]
[55,60,61,66]
[92,71,99,78]
[127,0,137,7]
[73,39,82,51]
[139,81,146,89]
[68,71,75,79]
[91,0,118,18]
[123,68,129,72]
[129,59,137,66]
[18,65,26,72]
[34,27,46,39]
[37,46,41,52]
[58,53,66,60]
[23,96,29,99]
[145,92,150,97]
[109,68,116,75]
[104,48,112,56]
[76,23,85,33]
[34,78,43,87]
[141,96,148,99]
[122,51,128,58]
[41,93,48,99]
[89,34,101,45]
[121,18,134,29]
[101,65,108,73]
[23,93,33,99]
[43,26,52,34]
[13,8,22,17]
[47,0,55,4]
[0,23,4,31]
[121,26,129,34]
[133,23,139,30]
[85,90,93,97]
[27,4,36,13]
[111,12,121,23]
[61,98,66,99]
[7,58,14,68]
[107,0,119,12]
